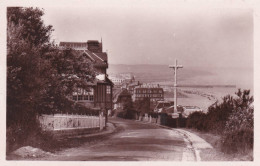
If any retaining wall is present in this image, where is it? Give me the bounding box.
[38,114,106,138]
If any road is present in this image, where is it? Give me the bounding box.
[42,118,196,161]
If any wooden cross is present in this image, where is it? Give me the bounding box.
[169,59,183,113]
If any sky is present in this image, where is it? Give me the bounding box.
[41,0,254,69]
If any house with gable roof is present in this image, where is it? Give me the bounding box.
[59,40,113,115]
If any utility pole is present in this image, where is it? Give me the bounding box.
[169,59,183,113]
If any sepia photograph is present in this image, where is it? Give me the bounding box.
[2,0,256,163]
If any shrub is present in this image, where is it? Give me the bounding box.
[221,129,253,154]
[124,109,137,119]
[186,111,207,131]
[222,90,254,153]
[185,89,254,154]
[204,95,234,133]
[148,112,158,118]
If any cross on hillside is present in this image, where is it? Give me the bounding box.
[169,59,183,113]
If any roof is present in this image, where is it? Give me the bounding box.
[95,52,107,62]
[60,42,88,45]
[72,50,108,68]
[135,87,163,90]
[97,76,114,86]
[59,41,106,63]
[84,50,106,62]
[59,41,111,85]
[59,42,88,50]
[128,81,141,87]
[114,89,132,103]
[87,40,99,44]
[83,75,113,88]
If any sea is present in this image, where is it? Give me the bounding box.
[108,64,254,109]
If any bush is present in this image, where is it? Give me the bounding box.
[222,90,254,153]
[204,95,234,133]
[124,109,137,119]
[6,121,54,154]
[186,111,207,131]
[115,108,137,120]
[148,112,158,118]
[221,129,253,154]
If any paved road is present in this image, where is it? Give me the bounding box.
[43,118,195,161]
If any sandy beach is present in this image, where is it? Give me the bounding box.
[165,87,237,112]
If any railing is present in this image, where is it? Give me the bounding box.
[38,114,105,131]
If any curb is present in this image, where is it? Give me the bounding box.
[59,122,117,140]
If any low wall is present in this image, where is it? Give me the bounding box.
[38,114,105,131]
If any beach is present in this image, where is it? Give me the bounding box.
[165,87,237,112]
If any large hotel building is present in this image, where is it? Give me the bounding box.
[133,85,164,102]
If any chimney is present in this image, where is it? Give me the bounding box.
[87,40,102,53]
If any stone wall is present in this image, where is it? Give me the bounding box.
[38,114,105,131]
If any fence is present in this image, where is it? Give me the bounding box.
[38,114,105,131]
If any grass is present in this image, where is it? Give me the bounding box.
[184,128,253,161]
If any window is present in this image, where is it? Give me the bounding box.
[143,90,146,93]
[78,95,83,100]
[89,95,94,101]
[159,90,162,93]
[83,95,89,100]
[73,96,77,101]
[106,85,111,94]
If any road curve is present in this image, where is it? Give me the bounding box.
[42,118,196,161]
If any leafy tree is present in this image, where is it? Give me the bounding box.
[134,97,150,116]
[7,7,53,47]
[7,7,54,128]
[7,7,95,151]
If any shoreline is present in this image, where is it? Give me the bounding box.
[164,87,236,112]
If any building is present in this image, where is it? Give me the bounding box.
[60,40,113,113]
[113,89,132,110]
[133,84,164,102]
[109,76,126,86]
[153,101,174,113]
[127,81,141,95]
[109,74,135,86]
[182,106,203,117]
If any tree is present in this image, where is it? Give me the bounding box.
[134,97,150,116]
[7,7,95,151]
[7,7,54,128]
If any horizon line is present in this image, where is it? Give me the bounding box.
[109,63,254,69]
